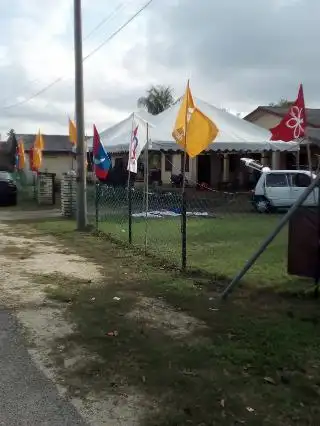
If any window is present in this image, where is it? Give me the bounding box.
[181,153,189,173]
[291,173,311,188]
[149,153,161,169]
[165,153,172,172]
[266,173,288,187]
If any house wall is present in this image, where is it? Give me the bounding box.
[40,154,74,180]
[161,153,196,185]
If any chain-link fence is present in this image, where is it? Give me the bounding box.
[90,183,289,284]
[14,171,37,204]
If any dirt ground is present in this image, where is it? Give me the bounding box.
[0,219,204,425]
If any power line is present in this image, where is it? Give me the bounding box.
[2,4,127,109]
[0,78,40,107]
[2,0,154,111]
[83,0,154,61]
[83,1,129,41]
[1,3,129,107]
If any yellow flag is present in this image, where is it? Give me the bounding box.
[17,138,25,170]
[172,81,219,158]
[69,118,77,145]
[32,147,42,170]
[34,130,44,150]
[172,81,195,145]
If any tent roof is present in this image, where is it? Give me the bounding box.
[87,98,299,153]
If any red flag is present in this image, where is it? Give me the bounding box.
[93,125,111,180]
[270,84,306,141]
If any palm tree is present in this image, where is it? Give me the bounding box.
[137,85,174,115]
[269,98,294,107]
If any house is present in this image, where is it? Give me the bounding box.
[17,134,75,180]
[244,107,320,170]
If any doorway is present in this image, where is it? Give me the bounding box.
[197,154,211,185]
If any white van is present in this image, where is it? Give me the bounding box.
[252,170,318,213]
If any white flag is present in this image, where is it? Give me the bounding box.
[127,115,149,174]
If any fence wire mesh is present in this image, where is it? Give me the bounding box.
[91,182,289,284]
[14,171,36,204]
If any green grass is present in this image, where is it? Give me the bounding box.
[27,219,320,425]
[97,213,295,288]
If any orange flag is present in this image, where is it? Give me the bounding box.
[31,130,44,171]
[69,118,77,145]
[17,138,26,170]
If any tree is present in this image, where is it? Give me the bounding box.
[6,129,18,167]
[269,98,294,107]
[137,85,174,115]
[7,128,16,138]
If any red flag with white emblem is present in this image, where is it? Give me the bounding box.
[270,84,306,141]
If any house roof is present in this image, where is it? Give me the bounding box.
[244,106,320,128]
[17,134,74,153]
[244,106,320,147]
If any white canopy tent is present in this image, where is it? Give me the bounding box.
[87,97,299,153]
[87,110,154,152]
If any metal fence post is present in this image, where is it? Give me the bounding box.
[315,182,320,297]
[128,181,132,244]
[33,173,37,201]
[181,190,187,270]
[222,172,320,300]
[95,183,99,231]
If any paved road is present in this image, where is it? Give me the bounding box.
[0,310,88,426]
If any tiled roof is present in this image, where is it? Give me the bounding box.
[17,134,74,153]
[245,107,320,129]
[259,106,320,127]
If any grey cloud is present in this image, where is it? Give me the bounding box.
[144,0,320,107]
[2,0,319,135]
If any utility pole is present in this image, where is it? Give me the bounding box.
[74,0,87,230]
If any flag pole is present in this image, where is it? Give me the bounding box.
[181,81,189,271]
[144,123,149,254]
[128,113,134,245]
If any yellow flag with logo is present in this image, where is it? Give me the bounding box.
[172,81,219,157]
[69,118,77,145]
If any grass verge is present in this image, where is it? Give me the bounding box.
[25,218,320,425]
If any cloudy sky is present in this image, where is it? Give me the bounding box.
[0,0,318,137]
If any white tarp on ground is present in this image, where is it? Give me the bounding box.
[87,97,299,153]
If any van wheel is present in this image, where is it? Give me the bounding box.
[253,197,271,213]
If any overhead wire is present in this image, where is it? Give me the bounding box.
[2,0,153,111]
[1,2,129,108]
[83,1,129,42]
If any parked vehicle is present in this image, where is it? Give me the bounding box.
[0,171,17,206]
[252,169,318,213]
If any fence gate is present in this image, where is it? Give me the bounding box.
[37,172,56,205]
